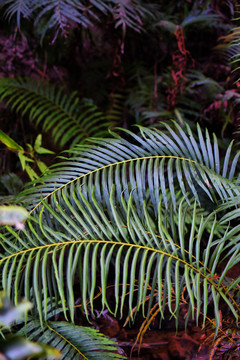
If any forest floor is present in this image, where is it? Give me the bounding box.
[94,311,211,360]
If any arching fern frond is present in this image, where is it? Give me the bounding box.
[1,193,240,334]
[20,121,240,209]
[1,122,240,335]
[18,320,125,360]
[0,77,110,148]
[215,3,240,84]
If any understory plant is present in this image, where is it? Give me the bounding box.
[0,121,240,358]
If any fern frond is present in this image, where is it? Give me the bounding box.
[112,0,157,33]
[181,9,221,28]
[215,22,240,82]
[0,0,157,40]
[0,77,110,148]
[106,93,126,123]
[1,0,33,27]
[1,123,240,334]
[18,320,126,359]
[1,192,240,333]
[20,121,240,209]
[33,0,92,41]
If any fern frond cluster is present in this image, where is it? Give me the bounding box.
[1,122,240,342]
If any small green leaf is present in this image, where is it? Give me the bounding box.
[35,147,55,155]
[25,164,38,181]
[0,130,23,151]
[36,160,48,173]
[18,151,26,170]
[34,134,42,150]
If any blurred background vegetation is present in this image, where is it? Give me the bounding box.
[0,0,239,193]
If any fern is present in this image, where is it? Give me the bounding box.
[20,121,240,206]
[18,320,125,360]
[0,77,110,148]
[216,26,240,81]
[0,0,33,26]
[0,122,240,336]
[1,192,240,332]
[0,0,157,40]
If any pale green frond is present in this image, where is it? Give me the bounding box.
[1,123,240,336]
[17,123,240,211]
[1,192,240,333]
[216,195,240,224]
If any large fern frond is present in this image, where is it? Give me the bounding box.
[1,123,240,334]
[21,121,240,208]
[0,77,110,148]
[1,194,240,333]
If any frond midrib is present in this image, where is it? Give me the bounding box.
[29,155,199,214]
[1,238,238,313]
[29,153,239,215]
[45,322,88,359]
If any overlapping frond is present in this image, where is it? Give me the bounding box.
[18,320,125,359]
[0,123,240,335]
[21,121,240,209]
[0,77,110,148]
[1,191,240,333]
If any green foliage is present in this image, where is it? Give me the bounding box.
[0,293,32,327]
[18,320,126,360]
[0,77,111,149]
[0,130,54,180]
[216,25,240,82]
[1,123,240,337]
[0,0,158,41]
[21,121,240,205]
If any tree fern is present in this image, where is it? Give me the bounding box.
[1,123,240,336]
[0,77,110,148]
